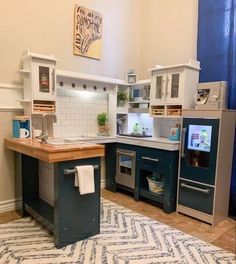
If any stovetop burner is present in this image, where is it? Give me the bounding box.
[119,133,152,138]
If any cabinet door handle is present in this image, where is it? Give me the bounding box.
[116,151,135,158]
[141,156,159,162]
[165,77,169,96]
[181,128,186,158]
[52,69,56,92]
[161,79,165,96]
[181,182,210,194]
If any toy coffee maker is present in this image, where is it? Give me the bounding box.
[12,116,30,138]
[168,123,181,141]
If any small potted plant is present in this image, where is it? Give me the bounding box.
[97,112,109,136]
[117,90,128,106]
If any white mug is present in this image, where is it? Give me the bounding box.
[19,128,30,138]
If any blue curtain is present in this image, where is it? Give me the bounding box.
[197,0,236,217]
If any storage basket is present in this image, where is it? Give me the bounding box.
[147,177,164,194]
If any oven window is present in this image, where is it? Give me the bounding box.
[119,156,132,175]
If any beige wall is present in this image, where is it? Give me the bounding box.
[0,0,141,84]
[0,0,141,204]
[0,0,198,204]
[0,112,22,202]
[139,0,198,79]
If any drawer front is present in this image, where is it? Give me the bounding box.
[138,148,167,171]
[178,179,214,215]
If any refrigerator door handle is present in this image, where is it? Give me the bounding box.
[181,127,186,158]
[181,182,210,194]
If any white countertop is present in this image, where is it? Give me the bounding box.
[46,135,180,151]
[116,136,180,151]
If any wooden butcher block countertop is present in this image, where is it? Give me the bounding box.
[4,138,105,163]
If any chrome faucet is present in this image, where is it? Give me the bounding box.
[38,114,57,144]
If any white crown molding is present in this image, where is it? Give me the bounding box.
[0,198,22,213]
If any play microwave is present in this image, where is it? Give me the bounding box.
[195,81,228,110]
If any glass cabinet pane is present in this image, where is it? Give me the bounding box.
[155,76,163,99]
[170,74,179,98]
[39,66,50,93]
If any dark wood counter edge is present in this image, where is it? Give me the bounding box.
[4,138,105,163]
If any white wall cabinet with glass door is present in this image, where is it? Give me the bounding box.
[151,69,184,105]
[33,60,56,101]
[150,62,200,117]
[20,50,57,115]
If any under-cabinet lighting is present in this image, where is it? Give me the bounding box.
[78,90,95,98]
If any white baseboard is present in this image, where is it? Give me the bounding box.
[101,179,106,189]
[0,198,22,214]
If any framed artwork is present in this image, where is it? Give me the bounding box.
[74,5,102,60]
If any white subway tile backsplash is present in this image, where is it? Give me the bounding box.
[69,97,81,103]
[153,118,181,138]
[54,91,108,137]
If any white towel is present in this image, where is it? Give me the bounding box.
[74,165,95,195]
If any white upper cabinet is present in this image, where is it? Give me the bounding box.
[151,68,185,105]
[149,61,200,117]
[21,50,57,114]
[33,60,56,101]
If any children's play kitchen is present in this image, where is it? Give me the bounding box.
[5,50,236,247]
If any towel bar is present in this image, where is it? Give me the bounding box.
[63,165,99,175]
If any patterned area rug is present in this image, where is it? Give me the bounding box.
[0,199,235,264]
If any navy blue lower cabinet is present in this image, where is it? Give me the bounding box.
[136,147,179,213]
[105,143,179,213]
[105,143,117,192]
[54,158,101,248]
[20,154,101,248]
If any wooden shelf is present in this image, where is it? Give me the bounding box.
[139,188,164,204]
[151,105,182,118]
[151,106,165,116]
[166,105,182,116]
[33,100,56,113]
